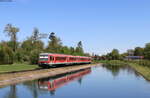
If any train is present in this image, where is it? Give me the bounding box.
[38,53,92,68]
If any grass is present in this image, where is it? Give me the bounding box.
[97,60,150,81]
[128,62,150,80]
[98,60,127,66]
[0,63,39,73]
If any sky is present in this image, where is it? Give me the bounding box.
[0,0,150,55]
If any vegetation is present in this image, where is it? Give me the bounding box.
[128,63,150,80]
[0,24,89,65]
[99,60,127,66]
[93,42,150,61]
[99,60,150,80]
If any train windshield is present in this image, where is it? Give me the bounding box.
[39,55,48,61]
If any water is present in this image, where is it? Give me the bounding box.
[1,64,150,98]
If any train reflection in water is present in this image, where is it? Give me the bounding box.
[38,68,91,93]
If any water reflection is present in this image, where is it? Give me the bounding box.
[1,65,150,98]
[38,68,91,95]
[102,64,142,79]
[23,81,39,98]
[4,85,18,98]
[101,64,125,77]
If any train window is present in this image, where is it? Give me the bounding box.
[39,58,48,61]
[56,57,66,61]
[39,55,48,61]
[69,57,76,61]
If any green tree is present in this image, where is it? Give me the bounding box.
[4,24,19,52]
[144,43,150,60]
[61,46,70,54]
[29,49,41,64]
[134,47,144,56]
[0,42,13,64]
[110,49,120,60]
[70,47,75,55]
[75,41,84,56]
[31,28,40,42]
[46,32,62,53]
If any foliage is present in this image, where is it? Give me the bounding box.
[134,47,144,56]
[126,60,150,68]
[4,24,19,52]
[29,49,41,64]
[127,62,150,81]
[1,26,88,65]
[46,32,62,53]
[75,41,84,56]
[99,60,127,66]
[0,42,13,64]
[144,43,150,60]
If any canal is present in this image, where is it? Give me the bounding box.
[0,64,150,98]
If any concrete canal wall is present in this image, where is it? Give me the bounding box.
[0,64,100,87]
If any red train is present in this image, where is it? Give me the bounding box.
[38,53,91,67]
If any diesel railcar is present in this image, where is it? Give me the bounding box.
[38,53,91,68]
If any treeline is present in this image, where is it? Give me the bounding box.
[94,43,150,60]
[0,24,89,65]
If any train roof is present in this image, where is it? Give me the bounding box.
[39,53,91,58]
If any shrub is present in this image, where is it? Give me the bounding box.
[29,49,40,64]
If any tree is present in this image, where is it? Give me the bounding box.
[61,46,70,54]
[134,47,144,56]
[70,47,75,55]
[46,32,62,53]
[110,49,120,60]
[75,41,84,56]
[0,42,13,64]
[144,43,150,60]
[4,24,19,52]
[29,49,40,64]
[31,28,40,42]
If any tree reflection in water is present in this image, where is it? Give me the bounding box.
[5,85,18,98]
[23,81,39,98]
[2,68,90,97]
[102,64,142,79]
[102,64,125,77]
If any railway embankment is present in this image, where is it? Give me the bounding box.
[0,64,100,87]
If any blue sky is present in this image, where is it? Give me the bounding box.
[0,0,150,55]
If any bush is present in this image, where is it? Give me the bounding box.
[29,49,40,64]
[0,44,13,64]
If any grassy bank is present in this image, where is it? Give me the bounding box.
[128,63,150,80]
[98,60,127,66]
[98,60,150,80]
[0,63,39,73]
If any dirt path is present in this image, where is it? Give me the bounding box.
[0,64,100,87]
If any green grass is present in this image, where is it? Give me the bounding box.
[128,63,150,80]
[0,63,39,73]
[98,60,150,80]
[97,60,127,66]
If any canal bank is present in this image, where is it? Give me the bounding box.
[0,64,100,87]
[99,60,150,81]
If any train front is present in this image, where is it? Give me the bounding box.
[38,53,50,67]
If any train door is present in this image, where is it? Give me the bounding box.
[49,56,54,64]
